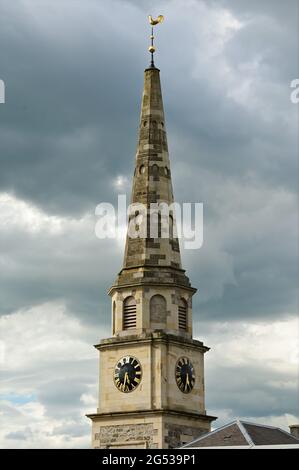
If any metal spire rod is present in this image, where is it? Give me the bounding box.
[148,15,164,68]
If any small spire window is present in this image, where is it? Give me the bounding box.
[123,296,137,330]
[178,298,188,331]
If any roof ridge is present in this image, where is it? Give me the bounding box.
[180,420,239,448]
[237,420,254,445]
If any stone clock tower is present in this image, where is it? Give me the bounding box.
[87,18,216,448]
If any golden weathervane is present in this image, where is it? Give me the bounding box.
[148,15,164,68]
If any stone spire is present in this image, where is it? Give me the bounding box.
[87,19,217,449]
[110,66,194,293]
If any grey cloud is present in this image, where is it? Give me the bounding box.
[214,0,298,29]
[52,422,90,438]
[5,428,33,440]
[0,214,118,324]
[0,0,298,447]
[38,379,88,416]
[205,364,298,418]
[0,0,143,215]
[0,0,297,324]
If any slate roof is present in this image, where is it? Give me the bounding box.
[182,420,299,448]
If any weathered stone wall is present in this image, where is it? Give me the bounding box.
[111,285,193,337]
[97,333,207,414]
[94,423,158,449]
[165,423,207,448]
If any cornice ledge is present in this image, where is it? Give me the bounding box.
[94,331,210,353]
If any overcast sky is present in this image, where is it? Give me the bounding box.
[0,0,298,448]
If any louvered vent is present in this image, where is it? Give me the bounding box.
[123,296,137,330]
[178,299,187,331]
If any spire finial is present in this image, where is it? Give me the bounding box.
[148,15,164,68]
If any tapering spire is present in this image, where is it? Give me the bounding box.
[110,54,194,293]
[88,19,216,451]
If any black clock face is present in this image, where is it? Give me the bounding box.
[175,357,195,393]
[114,356,142,393]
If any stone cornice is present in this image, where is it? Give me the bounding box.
[87,408,217,423]
[108,280,197,296]
[94,331,210,353]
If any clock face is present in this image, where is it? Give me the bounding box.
[114,356,142,393]
[175,357,195,393]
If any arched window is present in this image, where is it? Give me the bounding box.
[150,294,166,323]
[178,298,188,331]
[123,296,137,330]
[152,164,159,176]
[112,301,116,335]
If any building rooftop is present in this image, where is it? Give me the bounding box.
[181,420,299,448]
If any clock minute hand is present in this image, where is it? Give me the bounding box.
[124,372,130,386]
[122,372,127,391]
[185,372,190,391]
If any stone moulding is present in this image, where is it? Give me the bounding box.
[95,331,210,353]
[86,408,217,423]
[108,281,197,296]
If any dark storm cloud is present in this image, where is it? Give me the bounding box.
[38,379,89,417]
[0,207,119,323]
[0,0,298,447]
[184,183,298,320]
[0,0,297,322]
[206,364,299,418]
[0,0,297,213]
[0,0,145,215]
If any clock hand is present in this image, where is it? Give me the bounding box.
[124,372,130,388]
[186,373,190,385]
[123,373,127,391]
